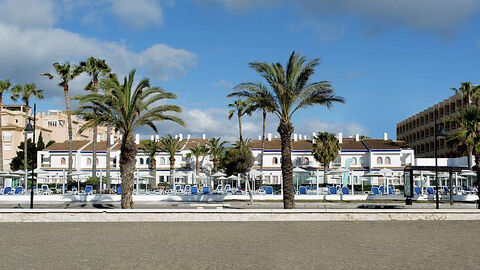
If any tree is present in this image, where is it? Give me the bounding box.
[312,132,340,176]
[219,139,254,176]
[41,62,83,181]
[10,132,53,171]
[231,51,344,209]
[73,70,184,208]
[206,137,227,171]
[80,57,112,178]
[11,83,44,187]
[451,82,480,107]
[140,139,161,188]
[447,106,480,208]
[0,79,13,171]
[228,98,253,142]
[187,145,207,176]
[229,82,275,186]
[159,135,185,190]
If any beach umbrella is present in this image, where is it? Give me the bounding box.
[217,176,227,180]
[211,171,227,177]
[363,171,383,177]
[293,167,308,173]
[227,175,239,180]
[460,170,476,177]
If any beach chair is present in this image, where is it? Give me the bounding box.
[341,186,349,195]
[387,187,393,195]
[328,186,337,195]
[175,185,184,195]
[379,186,385,195]
[191,185,198,195]
[184,185,191,195]
[14,186,23,195]
[371,187,380,195]
[265,186,273,195]
[426,187,434,195]
[41,185,52,195]
[225,184,232,193]
[202,186,210,195]
[3,187,11,195]
[214,185,223,194]
[83,185,93,195]
[299,186,307,195]
[443,186,450,194]
[116,186,122,195]
[414,186,422,195]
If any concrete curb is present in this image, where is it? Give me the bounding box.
[0,209,479,222]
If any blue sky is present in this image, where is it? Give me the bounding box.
[1,0,480,141]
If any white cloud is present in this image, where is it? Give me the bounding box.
[289,20,345,43]
[0,23,197,103]
[299,119,368,137]
[0,0,56,28]
[193,0,282,11]
[214,79,234,89]
[109,0,163,29]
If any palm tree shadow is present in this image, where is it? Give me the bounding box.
[92,203,115,209]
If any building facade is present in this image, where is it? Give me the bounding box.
[396,93,468,158]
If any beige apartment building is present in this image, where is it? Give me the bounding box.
[396,93,468,158]
[1,105,117,170]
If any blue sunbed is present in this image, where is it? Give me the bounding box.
[191,186,198,195]
[14,186,23,195]
[264,186,273,195]
[202,186,210,195]
[426,187,434,195]
[341,186,349,195]
[3,187,12,195]
[371,187,380,195]
[328,186,337,195]
[299,186,307,195]
[414,186,422,195]
[117,186,122,195]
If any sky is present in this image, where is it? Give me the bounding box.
[1,0,480,141]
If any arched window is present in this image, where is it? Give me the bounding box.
[377,157,383,165]
[296,157,302,165]
[272,157,278,165]
[385,157,391,165]
[303,157,309,165]
[60,158,66,165]
[95,158,99,165]
[351,157,357,165]
[146,158,151,166]
[139,158,144,165]
[160,157,166,165]
[359,157,364,165]
[87,158,92,165]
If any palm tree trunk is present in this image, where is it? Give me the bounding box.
[150,157,156,188]
[0,94,4,171]
[475,154,480,209]
[120,136,136,209]
[260,109,266,187]
[324,164,328,184]
[278,120,294,209]
[170,157,175,189]
[64,85,73,182]
[24,102,28,188]
[106,126,111,190]
[196,157,199,176]
[213,158,218,172]
[92,78,98,178]
[238,112,243,142]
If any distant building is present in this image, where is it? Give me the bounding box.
[396,93,468,158]
[1,105,118,170]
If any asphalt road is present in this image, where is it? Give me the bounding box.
[1,221,479,269]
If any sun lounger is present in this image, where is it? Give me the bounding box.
[82,185,93,195]
[3,187,12,195]
[14,186,23,195]
[191,185,198,195]
[202,186,210,195]
[426,187,434,195]
[116,186,122,195]
[414,186,422,195]
[225,184,232,193]
[264,186,273,195]
[341,186,349,195]
[371,187,380,195]
[299,186,307,195]
[328,186,337,195]
[175,185,184,195]
[214,185,223,194]
[185,185,191,194]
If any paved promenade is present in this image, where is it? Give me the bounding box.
[1,221,479,269]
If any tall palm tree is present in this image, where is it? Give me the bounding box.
[140,139,161,189]
[0,80,13,171]
[41,62,83,181]
[231,51,344,209]
[312,132,340,176]
[229,82,275,186]
[228,98,253,142]
[451,82,480,107]
[447,106,480,208]
[80,57,111,178]
[11,83,44,187]
[207,137,227,172]
[187,145,207,176]
[159,135,185,190]
[73,70,184,208]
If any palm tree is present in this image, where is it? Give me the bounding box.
[228,98,253,142]
[231,51,344,209]
[80,57,111,178]
[11,83,44,187]
[41,62,83,181]
[207,137,227,171]
[140,139,161,189]
[159,135,185,190]
[312,132,340,177]
[451,82,480,107]
[73,70,184,208]
[229,82,275,186]
[187,145,207,176]
[0,80,13,171]
[447,106,480,208]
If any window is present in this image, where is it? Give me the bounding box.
[351,157,357,165]
[385,157,391,165]
[159,157,166,165]
[272,157,278,165]
[359,157,364,165]
[273,176,279,184]
[4,144,10,151]
[377,157,383,165]
[139,158,144,165]
[146,158,151,166]
[296,157,302,165]
[60,158,66,165]
[96,158,99,165]
[3,131,11,141]
[87,158,92,165]
[303,157,309,165]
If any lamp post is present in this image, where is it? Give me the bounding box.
[24,104,36,209]
[434,107,447,209]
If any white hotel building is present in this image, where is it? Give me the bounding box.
[36,132,415,187]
